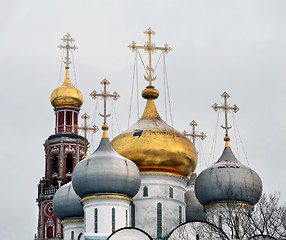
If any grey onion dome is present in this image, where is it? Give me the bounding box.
[53,182,84,221]
[195,145,262,207]
[186,173,206,221]
[72,133,141,199]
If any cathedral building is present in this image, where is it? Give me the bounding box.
[35,30,263,240]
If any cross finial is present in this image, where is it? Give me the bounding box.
[183,120,206,147]
[74,113,98,158]
[90,79,120,130]
[58,33,77,68]
[129,28,172,86]
[212,92,239,144]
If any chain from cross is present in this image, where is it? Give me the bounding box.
[90,79,120,127]
[74,113,98,157]
[129,28,172,86]
[212,92,239,140]
[183,120,206,147]
[58,33,78,67]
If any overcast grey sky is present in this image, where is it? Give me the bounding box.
[1,1,286,239]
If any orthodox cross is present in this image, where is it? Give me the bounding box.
[129,28,172,86]
[90,79,120,127]
[74,113,98,157]
[58,33,77,67]
[212,92,239,141]
[183,120,206,147]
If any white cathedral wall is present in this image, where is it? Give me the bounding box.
[134,173,187,238]
[82,196,131,236]
[62,220,84,240]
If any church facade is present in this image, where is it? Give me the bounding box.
[35,30,264,240]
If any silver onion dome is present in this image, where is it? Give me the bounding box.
[72,133,141,199]
[53,182,84,221]
[186,173,206,221]
[195,145,262,207]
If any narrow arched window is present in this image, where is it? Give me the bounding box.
[94,208,98,233]
[84,211,86,232]
[66,154,73,173]
[131,203,135,227]
[218,215,222,230]
[126,210,128,227]
[179,206,182,224]
[112,208,115,232]
[71,231,74,240]
[157,202,162,238]
[235,215,239,238]
[196,234,200,240]
[143,186,148,197]
[169,187,173,198]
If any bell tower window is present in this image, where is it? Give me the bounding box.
[66,111,72,125]
[52,155,58,174]
[66,154,73,174]
[58,111,64,132]
[74,112,78,127]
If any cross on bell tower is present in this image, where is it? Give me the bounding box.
[74,113,98,158]
[183,120,206,148]
[129,28,172,86]
[58,33,77,68]
[90,79,120,130]
[212,92,239,146]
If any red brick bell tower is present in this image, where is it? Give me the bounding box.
[35,33,86,240]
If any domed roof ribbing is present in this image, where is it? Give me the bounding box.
[53,182,84,221]
[195,142,262,207]
[50,67,83,109]
[111,86,197,176]
[72,126,141,199]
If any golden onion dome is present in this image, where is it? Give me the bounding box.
[111,86,197,176]
[50,67,83,109]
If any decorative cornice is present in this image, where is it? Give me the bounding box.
[204,201,253,210]
[81,194,132,203]
[61,218,84,224]
[140,171,188,180]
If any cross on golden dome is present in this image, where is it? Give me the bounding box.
[183,120,206,147]
[212,92,239,144]
[90,79,120,130]
[58,33,77,68]
[74,113,98,158]
[129,28,172,86]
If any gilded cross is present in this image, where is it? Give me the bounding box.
[90,79,120,127]
[74,113,98,157]
[129,28,172,86]
[183,120,206,147]
[212,92,239,141]
[58,33,77,67]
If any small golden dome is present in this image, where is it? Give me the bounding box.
[111,86,197,176]
[50,67,83,109]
